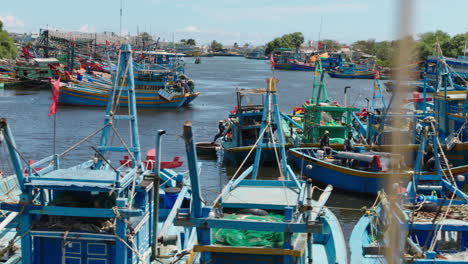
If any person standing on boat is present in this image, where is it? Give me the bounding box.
[212,120,225,144]
[320,130,332,156]
[342,132,355,166]
[344,132,355,152]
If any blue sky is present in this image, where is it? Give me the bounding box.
[1,0,466,45]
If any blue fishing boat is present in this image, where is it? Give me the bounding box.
[220,88,277,164]
[0,44,195,263]
[59,50,200,108]
[175,77,347,263]
[328,63,375,79]
[289,147,468,194]
[425,55,468,80]
[350,116,468,263]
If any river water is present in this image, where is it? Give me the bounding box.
[0,56,383,250]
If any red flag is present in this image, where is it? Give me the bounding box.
[106,40,110,46]
[48,77,61,116]
[375,70,380,80]
[269,53,275,70]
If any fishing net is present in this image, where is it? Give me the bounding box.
[212,213,285,248]
[330,138,345,144]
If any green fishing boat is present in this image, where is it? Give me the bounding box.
[281,56,359,146]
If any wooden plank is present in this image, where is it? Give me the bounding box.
[193,245,305,257]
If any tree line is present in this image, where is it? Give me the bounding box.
[264,30,467,67]
[0,20,17,59]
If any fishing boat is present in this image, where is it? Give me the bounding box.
[0,44,195,263]
[175,78,348,263]
[195,57,201,64]
[220,88,277,164]
[59,50,200,108]
[195,142,220,157]
[350,116,468,263]
[244,49,268,60]
[271,48,316,71]
[328,63,375,79]
[289,147,468,194]
[281,55,359,146]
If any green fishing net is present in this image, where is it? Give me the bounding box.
[212,213,285,248]
[330,138,344,144]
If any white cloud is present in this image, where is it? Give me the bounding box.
[176,26,201,33]
[77,24,96,33]
[0,15,25,32]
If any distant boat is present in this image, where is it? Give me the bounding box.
[277,61,315,71]
[244,50,268,60]
[195,57,201,64]
[328,63,375,79]
[60,51,200,108]
[272,48,343,71]
[59,82,200,108]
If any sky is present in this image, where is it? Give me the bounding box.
[1,0,467,45]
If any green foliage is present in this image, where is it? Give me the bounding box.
[181,38,196,46]
[265,32,304,55]
[0,20,17,59]
[440,33,467,57]
[321,39,341,52]
[139,32,152,42]
[417,30,451,58]
[210,40,223,52]
[233,42,239,48]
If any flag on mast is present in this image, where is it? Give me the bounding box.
[269,53,275,70]
[48,77,61,116]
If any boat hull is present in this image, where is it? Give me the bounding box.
[328,71,375,79]
[59,86,200,108]
[274,63,315,71]
[290,149,387,194]
[290,148,468,194]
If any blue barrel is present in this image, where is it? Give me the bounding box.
[77,74,83,81]
[164,187,181,209]
[353,146,366,153]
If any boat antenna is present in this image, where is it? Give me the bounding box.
[464,25,467,58]
[318,16,323,51]
[119,0,123,37]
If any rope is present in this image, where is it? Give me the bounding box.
[1,132,41,175]
[428,190,457,251]
[430,121,456,185]
[58,123,111,157]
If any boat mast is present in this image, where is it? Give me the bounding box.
[119,0,123,37]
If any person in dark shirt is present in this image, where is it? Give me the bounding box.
[212,120,225,144]
[342,131,355,166]
[344,132,355,152]
[320,130,332,156]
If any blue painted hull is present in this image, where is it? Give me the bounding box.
[290,149,385,194]
[328,71,375,79]
[59,85,200,108]
[290,148,468,195]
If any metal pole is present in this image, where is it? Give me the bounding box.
[183,121,203,218]
[344,86,351,107]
